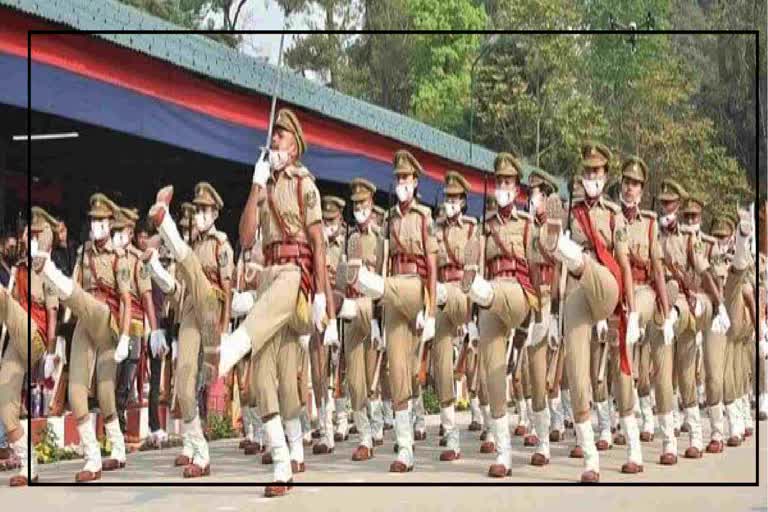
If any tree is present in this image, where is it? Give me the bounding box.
[473,1,608,176]
[117,0,248,48]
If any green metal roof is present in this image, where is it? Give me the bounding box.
[2,0,501,173]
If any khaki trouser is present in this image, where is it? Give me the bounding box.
[433,282,468,406]
[381,276,425,408]
[239,264,311,420]
[606,284,657,417]
[0,290,44,434]
[723,267,753,405]
[478,278,530,419]
[636,340,652,397]
[646,279,692,415]
[563,256,620,423]
[251,326,303,420]
[175,251,224,423]
[344,297,377,411]
[64,285,119,422]
[526,296,551,413]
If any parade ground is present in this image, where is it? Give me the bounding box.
[3,411,765,511]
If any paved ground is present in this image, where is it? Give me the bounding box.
[2,411,765,511]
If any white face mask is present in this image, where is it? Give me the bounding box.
[660,212,677,228]
[111,231,127,249]
[444,201,461,219]
[396,183,414,203]
[494,187,516,209]
[354,208,371,225]
[620,195,639,209]
[680,223,700,234]
[582,177,605,198]
[268,149,290,171]
[324,224,338,239]
[528,190,543,213]
[90,220,110,241]
[195,211,214,233]
[30,238,39,258]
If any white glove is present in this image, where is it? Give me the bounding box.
[231,291,256,318]
[415,310,426,331]
[63,307,72,324]
[114,334,131,363]
[171,339,178,362]
[547,315,560,348]
[299,334,311,352]
[695,331,703,349]
[596,319,609,342]
[758,338,768,359]
[694,297,704,318]
[371,319,385,350]
[421,315,436,342]
[312,293,327,332]
[662,308,677,346]
[530,316,549,347]
[55,336,67,365]
[436,282,448,306]
[711,303,731,335]
[323,320,340,347]
[339,299,358,320]
[149,329,169,358]
[43,353,56,379]
[626,311,641,346]
[252,149,270,187]
[467,321,480,349]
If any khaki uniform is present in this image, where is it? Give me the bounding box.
[0,268,52,433]
[381,202,437,407]
[648,229,708,419]
[66,240,132,421]
[478,208,534,419]
[434,215,474,405]
[611,209,662,417]
[343,223,383,411]
[564,196,627,423]
[239,163,320,420]
[310,230,345,412]
[722,248,754,406]
[175,228,233,422]
[527,207,557,415]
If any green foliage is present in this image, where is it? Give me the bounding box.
[118,0,244,48]
[206,413,238,441]
[35,425,80,464]
[421,386,440,415]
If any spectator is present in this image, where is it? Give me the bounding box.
[51,221,78,276]
[0,234,17,286]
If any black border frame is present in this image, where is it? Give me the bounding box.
[23,27,762,488]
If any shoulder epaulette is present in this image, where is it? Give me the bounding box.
[602,199,621,213]
[462,215,478,225]
[640,210,657,219]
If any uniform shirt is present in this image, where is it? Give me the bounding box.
[484,207,533,264]
[436,214,476,270]
[348,223,383,273]
[622,209,663,274]
[78,239,131,297]
[326,228,345,285]
[260,164,323,246]
[388,202,438,258]
[659,225,710,288]
[13,263,57,341]
[192,227,234,292]
[702,233,728,284]
[568,196,629,259]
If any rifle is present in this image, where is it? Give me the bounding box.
[469,171,490,394]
